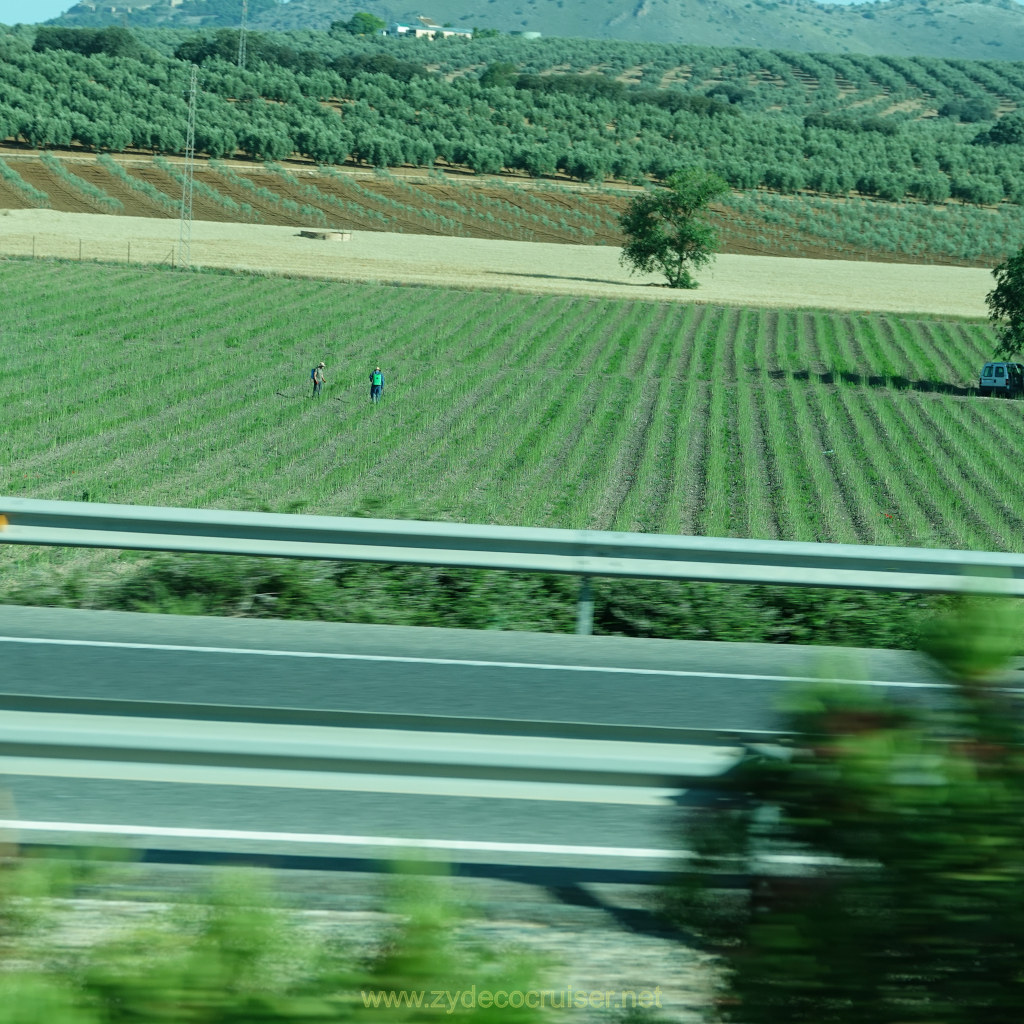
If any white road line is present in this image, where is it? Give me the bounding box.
[0,819,856,868]
[0,635,946,688]
[0,819,672,860]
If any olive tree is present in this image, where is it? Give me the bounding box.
[331,12,386,36]
[618,168,728,288]
[987,246,1024,358]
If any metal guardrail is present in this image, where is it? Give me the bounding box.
[0,705,745,794]
[0,692,764,875]
[3,496,1024,634]
[0,693,787,747]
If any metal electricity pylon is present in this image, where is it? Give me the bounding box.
[177,64,198,269]
[238,0,248,69]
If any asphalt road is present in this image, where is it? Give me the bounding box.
[0,605,970,876]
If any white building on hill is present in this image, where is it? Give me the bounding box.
[386,16,472,38]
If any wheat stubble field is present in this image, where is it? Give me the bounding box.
[0,209,993,317]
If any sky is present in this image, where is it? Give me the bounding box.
[0,1,71,24]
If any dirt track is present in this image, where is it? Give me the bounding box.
[0,209,992,317]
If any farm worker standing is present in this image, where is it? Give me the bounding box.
[369,366,385,403]
[311,362,326,398]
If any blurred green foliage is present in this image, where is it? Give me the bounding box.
[665,596,1024,1023]
[348,869,544,1024]
[4,553,937,648]
[0,861,547,1024]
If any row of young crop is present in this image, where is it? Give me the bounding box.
[0,148,622,246]
[152,155,262,222]
[0,155,49,206]
[2,148,618,246]
[97,152,179,212]
[363,169,601,242]
[208,159,328,225]
[39,149,123,212]
[418,170,626,235]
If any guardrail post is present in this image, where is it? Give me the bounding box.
[576,575,594,635]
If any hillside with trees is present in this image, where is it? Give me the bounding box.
[3,25,1024,214]
[49,0,1024,62]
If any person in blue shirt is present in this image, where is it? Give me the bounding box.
[369,366,385,403]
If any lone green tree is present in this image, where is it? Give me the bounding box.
[618,168,728,288]
[987,246,1024,358]
[331,12,387,36]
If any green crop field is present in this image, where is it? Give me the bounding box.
[1,259,1014,561]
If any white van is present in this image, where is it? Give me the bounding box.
[978,362,1024,396]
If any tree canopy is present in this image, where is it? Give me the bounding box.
[331,13,386,37]
[987,246,1024,358]
[618,168,729,288]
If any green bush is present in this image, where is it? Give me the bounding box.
[0,860,548,1024]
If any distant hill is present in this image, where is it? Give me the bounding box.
[49,0,1024,61]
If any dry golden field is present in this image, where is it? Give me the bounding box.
[0,208,992,317]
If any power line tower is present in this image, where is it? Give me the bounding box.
[178,64,198,269]
[237,0,248,69]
